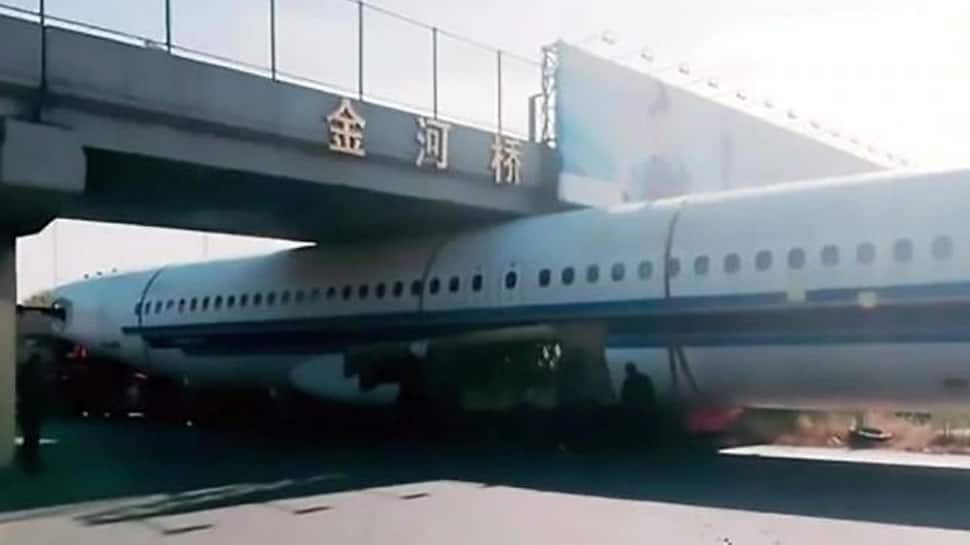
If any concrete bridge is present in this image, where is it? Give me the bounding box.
[0,12,557,465]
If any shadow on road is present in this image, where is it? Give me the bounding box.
[3,416,970,532]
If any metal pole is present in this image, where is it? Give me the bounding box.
[34,0,47,123]
[269,0,277,81]
[528,93,538,143]
[357,0,364,100]
[165,0,172,52]
[496,50,503,135]
[432,27,438,118]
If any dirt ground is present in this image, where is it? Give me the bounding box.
[733,409,970,454]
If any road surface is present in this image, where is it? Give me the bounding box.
[2,418,970,544]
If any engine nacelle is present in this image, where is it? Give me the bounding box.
[288,353,399,406]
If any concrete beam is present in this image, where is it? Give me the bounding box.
[0,234,14,467]
[0,119,85,193]
[0,120,85,235]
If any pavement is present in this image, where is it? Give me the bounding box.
[3,418,970,544]
[723,444,970,469]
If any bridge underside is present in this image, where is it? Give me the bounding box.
[72,150,520,243]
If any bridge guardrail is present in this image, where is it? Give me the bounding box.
[0,0,542,140]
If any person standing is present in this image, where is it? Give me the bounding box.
[620,362,657,446]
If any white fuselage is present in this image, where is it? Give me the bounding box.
[51,169,970,411]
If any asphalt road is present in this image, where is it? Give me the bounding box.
[2,417,970,544]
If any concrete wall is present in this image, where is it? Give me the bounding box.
[555,44,890,207]
[44,26,545,189]
[32,18,544,198]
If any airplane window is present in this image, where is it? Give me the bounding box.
[856,243,875,265]
[134,302,142,316]
[226,296,236,309]
[309,288,321,302]
[724,253,741,274]
[472,274,483,292]
[376,283,387,299]
[142,302,150,315]
[166,300,174,311]
[393,281,404,298]
[190,298,198,311]
[586,265,600,283]
[295,290,306,304]
[326,287,337,301]
[253,293,263,306]
[505,270,518,289]
[562,267,575,285]
[755,251,772,272]
[178,299,186,313]
[539,269,551,287]
[638,260,652,280]
[821,245,839,267]
[240,294,249,307]
[267,292,277,306]
[668,258,681,278]
[611,263,625,282]
[429,277,441,295]
[932,235,953,260]
[358,284,369,299]
[449,276,460,293]
[281,291,292,305]
[342,286,352,300]
[214,296,223,310]
[202,297,210,311]
[894,238,913,263]
[787,248,805,270]
[410,280,423,296]
[694,256,710,276]
[154,301,163,314]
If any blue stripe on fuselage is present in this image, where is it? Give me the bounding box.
[122,280,970,354]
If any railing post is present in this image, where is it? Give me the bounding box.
[528,93,539,143]
[34,0,47,123]
[496,50,503,135]
[165,0,172,52]
[357,0,364,100]
[432,27,438,118]
[269,0,277,81]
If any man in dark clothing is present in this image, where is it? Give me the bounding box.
[621,362,656,411]
[16,352,46,470]
[620,362,657,446]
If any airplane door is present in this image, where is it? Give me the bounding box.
[499,262,522,306]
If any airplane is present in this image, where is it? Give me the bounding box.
[45,168,970,423]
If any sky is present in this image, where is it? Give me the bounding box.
[8,0,970,299]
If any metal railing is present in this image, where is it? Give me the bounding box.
[0,0,542,139]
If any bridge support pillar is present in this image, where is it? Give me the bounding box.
[0,234,14,467]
